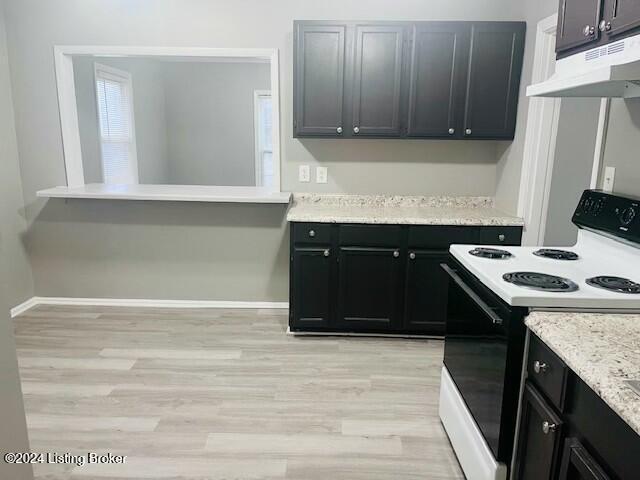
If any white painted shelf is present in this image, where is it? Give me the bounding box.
[37,184,291,204]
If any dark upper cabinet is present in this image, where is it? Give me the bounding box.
[293,20,525,140]
[406,23,470,138]
[404,251,449,333]
[514,382,564,480]
[463,22,526,140]
[604,0,640,38]
[558,438,611,480]
[290,246,333,330]
[337,247,403,330]
[351,25,405,137]
[293,23,347,136]
[556,0,603,54]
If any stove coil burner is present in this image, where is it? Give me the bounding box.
[586,276,640,294]
[469,248,513,259]
[533,249,579,261]
[503,272,579,292]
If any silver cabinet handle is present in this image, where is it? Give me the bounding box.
[336,126,343,134]
[353,126,360,134]
[599,20,611,32]
[448,128,455,135]
[465,128,472,135]
[323,249,330,257]
[542,421,557,435]
[308,230,316,238]
[393,250,400,258]
[498,234,506,242]
[533,361,548,374]
[409,252,416,260]
[583,25,595,36]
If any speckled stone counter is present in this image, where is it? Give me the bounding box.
[526,311,640,436]
[286,194,524,226]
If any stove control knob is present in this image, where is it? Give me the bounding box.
[620,207,637,226]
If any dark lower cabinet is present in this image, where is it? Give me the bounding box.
[404,251,450,333]
[337,247,403,330]
[514,382,564,480]
[289,222,522,335]
[558,438,610,480]
[514,333,640,479]
[290,247,332,329]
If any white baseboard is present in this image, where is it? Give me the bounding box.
[11,296,288,317]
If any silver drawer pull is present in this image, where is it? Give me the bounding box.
[533,361,548,374]
[542,421,557,435]
[409,252,416,260]
[393,250,400,258]
[323,249,330,257]
[498,234,506,242]
[308,230,316,238]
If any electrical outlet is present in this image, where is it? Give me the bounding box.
[316,166,328,184]
[603,166,616,192]
[298,165,310,183]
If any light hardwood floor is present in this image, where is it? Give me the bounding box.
[14,305,463,480]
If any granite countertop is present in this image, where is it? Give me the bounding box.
[526,311,640,436]
[286,194,524,226]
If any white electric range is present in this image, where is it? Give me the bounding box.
[439,189,640,480]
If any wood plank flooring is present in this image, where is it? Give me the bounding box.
[14,305,463,480]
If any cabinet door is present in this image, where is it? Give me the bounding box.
[351,25,405,137]
[556,0,603,54]
[337,247,403,330]
[290,247,333,330]
[404,251,449,334]
[514,382,564,480]
[463,22,525,140]
[604,0,640,38]
[406,23,470,138]
[558,438,611,480]
[294,23,347,137]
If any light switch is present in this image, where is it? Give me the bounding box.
[298,165,310,183]
[603,166,615,192]
[316,166,328,184]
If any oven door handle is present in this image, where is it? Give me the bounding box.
[441,264,503,326]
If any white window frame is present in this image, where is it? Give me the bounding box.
[51,46,284,201]
[254,90,272,187]
[93,62,139,185]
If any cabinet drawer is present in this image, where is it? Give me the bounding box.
[478,226,522,246]
[293,223,332,244]
[528,334,568,411]
[339,225,402,247]
[408,226,478,249]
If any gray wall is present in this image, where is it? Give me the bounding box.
[74,56,170,184]
[5,0,522,302]
[544,98,600,246]
[0,1,33,307]
[165,61,270,186]
[0,4,33,477]
[598,99,640,197]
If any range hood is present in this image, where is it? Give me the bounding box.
[527,33,640,98]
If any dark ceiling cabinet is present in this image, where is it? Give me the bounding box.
[556,0,640,57]
[514,334,640,479]
[289,222,522,336]
[293,20,526,141]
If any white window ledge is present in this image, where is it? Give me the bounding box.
[37,184,291,204]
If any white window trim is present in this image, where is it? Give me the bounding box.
[253,89,272,187]
[51,46,283,201]
[93,62,139,185]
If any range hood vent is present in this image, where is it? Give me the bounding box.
[527,33,640,98]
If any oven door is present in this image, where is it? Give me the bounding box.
[441,263,510,461]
